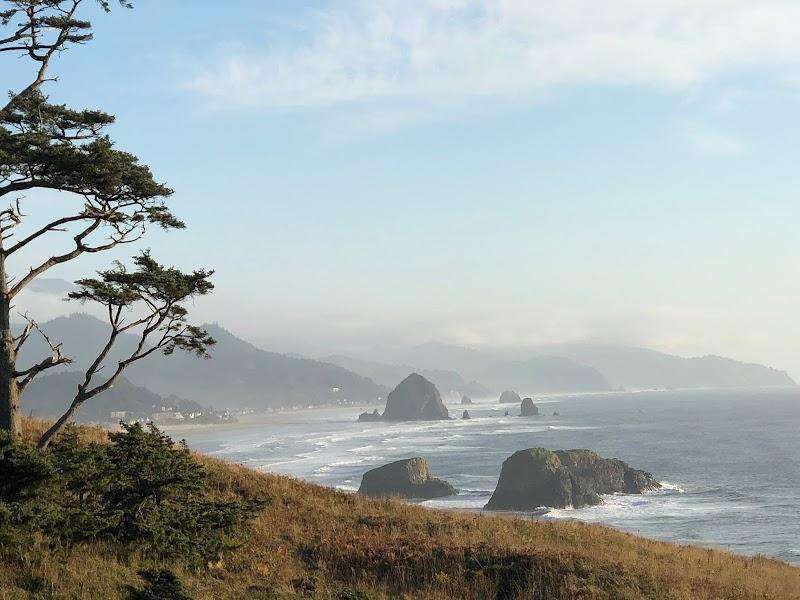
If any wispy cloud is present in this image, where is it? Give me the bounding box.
[186,0,800,111]
[683,121,745,157]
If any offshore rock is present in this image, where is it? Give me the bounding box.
[485,448,660,510]
[358,457,456,499]
[498,390,521,404]
[382,373,449,421]
[520,397,539,416]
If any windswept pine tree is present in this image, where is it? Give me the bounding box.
[0,1,214,441]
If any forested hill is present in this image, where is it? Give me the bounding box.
[17,314,386,410]
[23,372,207,422]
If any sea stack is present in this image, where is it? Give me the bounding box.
[485,448,660,511]
[358,457,456,499]
[357,409,383,422]
[461,395,473,405]
[382,373,449,421]
[462,410,471,420]
[498,390,521,404]
[520,398,539,416]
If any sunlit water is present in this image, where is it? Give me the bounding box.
[175,388,800,564]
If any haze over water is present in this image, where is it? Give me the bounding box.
[176,387,800,565]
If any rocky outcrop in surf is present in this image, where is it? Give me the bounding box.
[461,395,473,405]
[462,410,471,420]
[520,397,538,416]
[357,409,383,422]
[382,373,449,421]
[485,448,660,510]
[358,457,456,499]
[498,390,521,404]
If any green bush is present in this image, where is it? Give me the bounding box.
[0,424,263,565]
[0,430,54,545]
[125,569,192,600]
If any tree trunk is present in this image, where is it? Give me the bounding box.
[0,253,20,434]
[38,396,82,450]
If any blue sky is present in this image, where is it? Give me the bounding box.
[5,1,800,376]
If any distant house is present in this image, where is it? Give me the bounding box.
[109,411,127,420]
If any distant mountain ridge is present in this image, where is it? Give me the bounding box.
[526,344,796,390]
[479,356,611,393]
[320,355,489,398]
[363,341,794,392]
[17,314,386,410]
[329,352,610,395]
[357,343,612,394]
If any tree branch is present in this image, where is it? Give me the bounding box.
[13,314,72,391]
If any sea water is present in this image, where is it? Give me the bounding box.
[175,388,800,564]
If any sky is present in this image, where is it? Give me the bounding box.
[4,0,800,376]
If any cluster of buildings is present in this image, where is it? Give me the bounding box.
[108,406,234,426]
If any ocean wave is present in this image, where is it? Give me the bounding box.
[421,497,486,509]
[346,445,377,453]
[658,481,686,493]
[312,455,386,475]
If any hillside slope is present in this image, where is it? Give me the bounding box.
[17,314,386,409]
[128,324,387,408]
[23,371,207,422]
[6,419,799,600]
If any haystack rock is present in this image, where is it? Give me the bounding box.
[358,457,456,499]
[462,410,471,420]
[498,390,521,404]
[461,395,473,405]
[485,448,660,511]
[520,397,539,416]
[382,373,449,421]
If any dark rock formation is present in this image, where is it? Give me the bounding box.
[358,409,383,422]
[485,448,660,511]
[553,411,560,416]
[520,397,538,416]
[382,373,449,421]
[358,457,456,499]
[461,395,473,405]
[499,390,521,404]
[503,411,509,417]
[462,410,471,420]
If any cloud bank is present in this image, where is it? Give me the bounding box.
[187,0,800,110]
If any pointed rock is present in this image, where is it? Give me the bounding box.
[382,373,449,421]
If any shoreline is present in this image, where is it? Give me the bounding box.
[157,384,800,434]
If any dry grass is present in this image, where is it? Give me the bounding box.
[2,419,799,599]
[20,416,111,446]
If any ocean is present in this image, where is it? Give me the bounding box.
[174,387,800,564]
